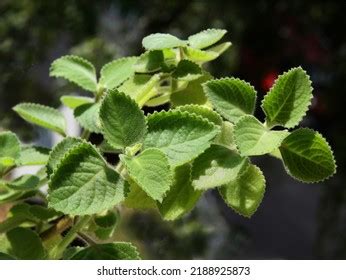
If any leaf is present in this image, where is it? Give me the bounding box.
[0,252,16,260]
[7,175,40,191]
[123,181,157,210]
[206,42,232,56]
[50,55,97,92]
[172,60,202,81]
[234,115,289,156]
[144,110,219,167]
[99,57,137,90]
[142,33,187,50]
[214,121,236,149]
[47,137,83,177]
[48,142,127,215]
[219,163,266,217]
[134,50,164,73]
[203,78,257,122]
[121,148,172,202]
[171,74,211,107]
[261,67,313,128]
[60,95,94,109]
[74,102,102,133]
[6,227,46,259]
[188,29,227,49]
[92,211,118,240]
[0,132,20,173]
[100,90,147,149]
[182,47,220,63]
[159,164,202,220]
[29,205,60,221]
[13,103,66,135]
[191,145,249,190]
[174,104,222,126]
[279,128,336,183]
[17,146,50,166]
[70,242,140,260]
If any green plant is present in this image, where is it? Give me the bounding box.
[0,29,336,260]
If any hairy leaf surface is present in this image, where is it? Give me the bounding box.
[142,33,187,50]
[188,29,227,49]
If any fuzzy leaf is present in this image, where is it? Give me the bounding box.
[6,227,45,260]
[142,33,187,50]
[234,115,289,156]
[13,103,66,135]
[261,67,313,128]
[48,142,127,215]
[159,164,201,220]
[188,29,227,49]
[174,104,222,126]
[74,102,101,133]
[50,55,97,92]
[203,78,257,122]
[134,50,164,73]
[99,57,137,90]
[92,211,118,240]
[70,242,140,260]
[123,181,157,210]
[144,110,219,167]
[172,60,202,81]
[182,47,219,63]
[219,163,265,217]
[206,42,232,56]
[17,146,50,166]
[279,128,336,183]
[60,95,94,109]
[7,175,40,191]
[191,145,249,190]
[214,121,236,149]
[0,132,20,173]
[121,148,172,202]
[100,90,146,149]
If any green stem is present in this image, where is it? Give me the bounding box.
[80,130,90,140]
[50,216,91,259]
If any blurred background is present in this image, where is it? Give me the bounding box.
[1,0,345,259]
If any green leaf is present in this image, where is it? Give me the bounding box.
[91,211,118,240]
[172,60,202,81]
[6,227,45,259]
[214,121,236,149]
[144,110,219,167]
[17,146,50,166]
[191,145,249,190]
[234,115,289,156]
[7,175,40,191]
[219,163,266,217]
[70,242,140,260]
[0,252,16,260]
[134,50,164,73]
[188,29,227,49]
[171,74,211,107]
[48,142,127,215]
[99,57,137,90]
[100,90,146,150]
[203,78,257,122]
[121,148,172,202]
[123,181,157,210]
[13,103,66,135]
[261,67,313,128]
[60,95,94,109]
[174,104,223,126]
[279,128,336,183]
[206,42,232,56]
[142,33,187,50]
[29,205,60,221]
[0,131,20,173]
[182,47,220,63]
[159,164,202,220]
[74,102,102,133]
[50,55,97,92]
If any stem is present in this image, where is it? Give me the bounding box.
[50,216,91,259]
[80,130,90,140]
[40,216,73,242]
[78,232,97,246]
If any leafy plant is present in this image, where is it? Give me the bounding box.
[0,29,336,259]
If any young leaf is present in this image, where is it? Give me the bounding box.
[121,148,172,202]
[47,137,83,177]
[206,42,232,56]
[50,55,97,92]
[219,163,266,218]
[203,78,257,123]
[74,102,102,133]
[134,50,164,73]
[159,164,202,220]
[261,67,313,128]
[13,103,66,135]
[0,132,20,173]
[17,146,50,166]
[100,90,146,149]
[182,47,220,63]
[174,104,223,126]
[123,181,157,210]
[188,29,227,49]
[60,95,94,109]
[144,110,219,167]
[234,115,289,156]
[48,142,127,215]
[172,60,203,81]
[279,128,336,183]
[6,227,46,260]
[92,211,118,240]
[70,242,140,260]
[99,57,137,90]
[142,33,187,50]
[214,121,236,149]
[7,175,40,191]
[191,145,249,190]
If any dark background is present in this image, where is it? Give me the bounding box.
[1,0,345,259]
